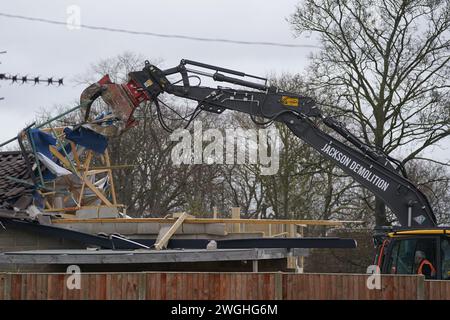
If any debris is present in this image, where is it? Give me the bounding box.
[206,240,217,250]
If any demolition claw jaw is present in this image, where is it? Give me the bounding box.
[79,74,153,134]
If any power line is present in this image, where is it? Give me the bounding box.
[0,74,64,86]
[0,12,320,49]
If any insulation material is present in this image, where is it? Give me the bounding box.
[37,152,72,177]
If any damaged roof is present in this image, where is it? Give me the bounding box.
[0,151,35,209]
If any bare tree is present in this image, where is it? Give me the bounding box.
[406,160,450,224]
[290,0,450,226]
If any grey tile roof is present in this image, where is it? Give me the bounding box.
[0,151,35,208]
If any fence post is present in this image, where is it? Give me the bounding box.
[274,272,283,300]
[416,275,425,300]
[3,273,11,300]
[138,273,147,300]
[231,207,241,233]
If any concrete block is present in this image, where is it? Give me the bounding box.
[205,223,227,236]
[156,222,183,235]
[114,222,138,235]
[75,208,97,219]
[58,223,94,234]
[99,207,119,218]
[137,222,160,234]
[75,207,118,219]
[180,223,227,236]
[181,224,205,234]
[94,223,116,234]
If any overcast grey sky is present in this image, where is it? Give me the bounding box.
[0,0,316,141]
[0,0,448,162]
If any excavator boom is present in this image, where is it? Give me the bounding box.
[82,59,437,228]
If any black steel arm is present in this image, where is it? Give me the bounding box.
[127,60,436,228]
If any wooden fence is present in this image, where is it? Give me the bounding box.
[424,280,450,300]
[0,272,448,300]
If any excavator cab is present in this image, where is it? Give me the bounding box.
[374,229,450,280]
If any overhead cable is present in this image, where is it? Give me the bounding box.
[0,12,320,49]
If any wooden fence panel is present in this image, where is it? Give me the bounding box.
[425,280,450,300]
[0,272,448,300]
[283,273,422,300]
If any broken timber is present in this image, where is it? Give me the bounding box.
[154,212,188,250]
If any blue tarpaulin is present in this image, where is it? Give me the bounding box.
[28,129,56,159]
[64,127,108,153]
[28,129,60,181]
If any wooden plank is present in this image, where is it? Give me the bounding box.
[283,274,290,299]
[53,217,361,226]
[269,274,276,300]
[128,273,139,300]
[79,273,88,300]
[184,273,191,300]
[106,274,115,300]
[156,273,163,300]
[241,273,249,300]
[27,273,37,300]
[160,273,167,300]
[154,212,188,250]
[111,274,122,299]
[191,273,198,299]
[192,273,199,299]
[86,274,94,300]
[203,273,210,299]
[82,175,114,207]
[146,273,154,300]
[70,142,81,168]
[199,273,206,300]
[47,274,63,300]
[235,273,242,300]
[49,146,73,171]
[444,281,450,300]
[98,274,107,300]
[242,274,249,300]
[104,151,117,205]
[78,151,92,205]
[332,274,339,300]
[22,273,30,300]
[360,275,368,300]
[226,273,233,300]
[393,275,400,300]
[10,274,21,300]
[231,207,241,233]
[429,281,435,300]
[104,274,111,300]
[36,274,47,300]
[282,273,289,300]
[440,281,448,300]
[145,273,153,300]
[84,169,110,175]
[176,273,183,300]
